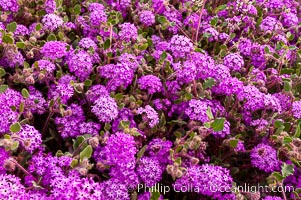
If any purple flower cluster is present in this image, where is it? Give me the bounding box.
[1,0,301,199]
[250,143,281,173]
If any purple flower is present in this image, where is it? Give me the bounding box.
[66,50,93,81]
[36,59,56,73]
[15,125,43,153]
[79,122,101,136]
[79,37,98,50]
[262,196,283,200]
[174,61,197,84]
[174,164,233,199]
[138,75,162,94]
[137,157,163,187]
[86,84,109,103]
[41,41,68,60]
[0,174,27,199]
[0,0,19,12]
[259,16,282,33]
[118,23,138,42]
[282,12,298,28]
[91,96,118,123]
[292,100,301,119]
[55,103,85,138]
[140,11,155,26]
[90,10,107,26]
[169,35,193,58]
[250,143,281,173]
[147,138,172,166]
[42,14,63,31]
[223,53,244,72]
[45,0,56,13]
[137,105,159,128]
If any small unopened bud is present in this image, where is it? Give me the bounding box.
[89,137,99,148]
[25,76,35,85]
[166,165,174,174]
[257,80,266,87]
[259,87,267,93]
[24,139,31,149]
[38,73,45,80]
[26,51,34,59]
[29,37,37,43]
[96,162,106,171]
[63,109,73,117]
[78,167,88,176]
[24,111,33,119]
[176,170,183,178]
[137,67,143,75]
[191,157,199,165]
[4,159,16,172]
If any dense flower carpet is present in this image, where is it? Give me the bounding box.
[0,0,301,199]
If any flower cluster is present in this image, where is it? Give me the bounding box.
[1,0,301,199]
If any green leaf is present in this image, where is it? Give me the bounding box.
[272,172,285,182]
[6,22,17,32]
[229,139,238,148]
[281,69,295,75]
[274,120,283,128]
[103,39,110,50]
[84,79,92,86]
[203,78,216,89]
[118,120,130,129]
[150,190,161,200]
[10,141,19,151]
[2,35,14,44]
[139,43,148,50]
[160,51,167,62]
[21,88,30,98]
[175,157,181,165]
[184,93,193,101]
[264,46,270,54]
[80,145,93,161]
[215,4,227,12]
[210,17,218,26]
[10,122,21,133]
[70,159,78,168]
[73,4,81,15]
[0,68,5,78]
[206,106,214,120]
[212,118,225,132]
[158,16,168,24]
[19,102,24,113]
[275,125,285,135]
[137,145,147,159]
[283,136,292,144]
[35,23,42,31]
[16,42,26,49]
[104,123,111,131]
[167,120,187,126]
[284,81,292,91]
[174,131,182,138]
[47,34,57,41]
[281,163,295,177]
[114,93,123,100]
[295,122,301,138]
[4,134,10,139]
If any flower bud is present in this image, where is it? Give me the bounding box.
[89,137,99,148]
[78,167,88,176]
[25,76,35,85]
[96,162,106,171]
[191,157,199,165]
[4,159,16,172]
